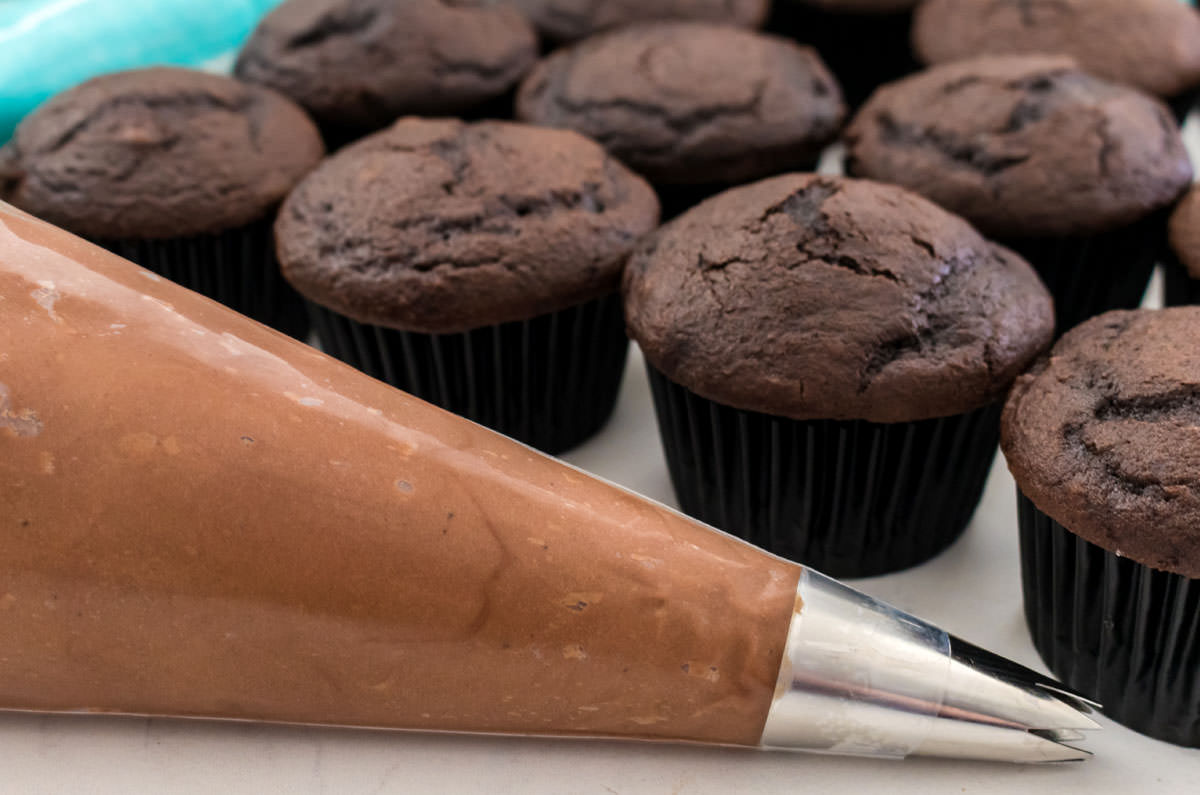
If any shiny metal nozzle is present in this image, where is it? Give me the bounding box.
[760,570,1099,763]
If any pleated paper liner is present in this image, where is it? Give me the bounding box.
[309,293,629,455]
[97,216,310,341]
[318,90,522,153]
[656,184,741,222]
[646,366,1001,578]
[654,156,822,221]
[1163,250,1200,307]
[1000,209,1166,338]
[765,2,919,109]
[1018,492,1200,746]
[1167,88,1199,126]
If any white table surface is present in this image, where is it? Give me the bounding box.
[5,123,1200,795]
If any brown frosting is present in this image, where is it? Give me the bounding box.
[508,0,769,42]
[0,201,798,745]
[845,56,1193,238]
[623,174,1055,423]
[1003,308,1200,578]
[913,0,1200,99]
[1168,185,1200,280]
[0,67,324,240]
[235,0,538,132]
[277,118,660,333]
[516,22,846,186]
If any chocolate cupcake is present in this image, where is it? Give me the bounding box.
[767,0,920,109]
[277,118,659,454]
[912,0,1200,121]
[623,174,1054,577]
[845,56,1192,336]
[509,0,769,43]
[0,67,323,339]
[1002,308,1200,746]
[235,0,538,147]
[517,22,845,217]
[1165,185,1200,308]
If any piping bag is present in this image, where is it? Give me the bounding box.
[0,203,1098,763]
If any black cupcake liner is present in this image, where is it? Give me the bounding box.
[1163,249,1200,307]
[1167,88,1199,126]
[1018,492,1200,746]
[308,293,629,455]
[318,122,371,153]
[646,366,1002,578]
[766,2,919,109]
[317,90,522,153]
[999,210,1164,337]
[96,217,309,341]
[655,154,823,220]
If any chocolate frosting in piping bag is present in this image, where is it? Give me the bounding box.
[0,202,797,746]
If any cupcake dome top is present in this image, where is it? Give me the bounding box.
[277,118,660,334]
[516,22,845,186]
[0,67,324,240]
[845,55,1193,238]
[622,174,1054,423]
[509,0,769,42]
[1169,185,1200,279]
[235,0,537,132]
[1002,308,1200,578]
[913,0,1200,99]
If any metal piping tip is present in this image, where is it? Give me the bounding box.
[914,720,1092,763]
[937,635,1101,734]
[760,570,1100,763]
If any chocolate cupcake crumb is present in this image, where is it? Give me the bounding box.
[510,0,769,42]
[278,118,659,333]
[236,0,538,133]
[913,0,1200,101]
[623,174,1054,423]
[845,55,1192,238]
[1004,308,1200,578]
[1,67,323,240]
[517,22,845,186]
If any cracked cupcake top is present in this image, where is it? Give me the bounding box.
[235,0,537,132]
[913,0,1200,99]
[622,174,1054,423]
[508,0,769,42]
[845,56,1192,238]
[0,67,324,240]
[1002,308,1200,577]
[516,22,845,186]
[276,118,660,333]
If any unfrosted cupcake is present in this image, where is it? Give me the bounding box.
[236,0,538,147]
[509,0,769,43]
[623,173,1054,577]
[846,55,1192,335]
[517,22,845,216]
[912,0,1200,121]
[767,0,920,108]
[1003,307,1200,746]
[0,67,324,339]
[276,118,660,454]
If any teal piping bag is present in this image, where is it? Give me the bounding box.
[0,0,284,143]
